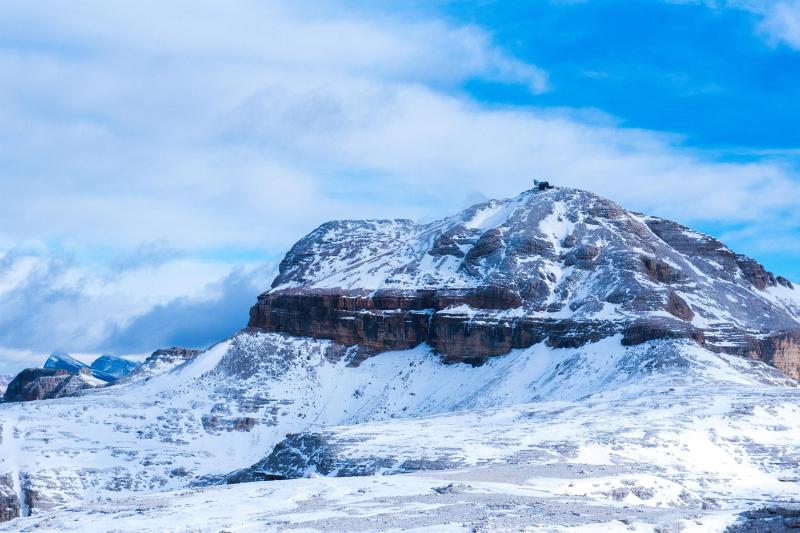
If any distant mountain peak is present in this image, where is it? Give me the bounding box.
[90,355,140,380]
[41,352,135,384]
[44,352,88,372]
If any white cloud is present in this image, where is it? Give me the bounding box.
[755,1,800,48]
[0,249,274,370]
[681,0,800,49]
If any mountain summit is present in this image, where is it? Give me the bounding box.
[251,186,800,377]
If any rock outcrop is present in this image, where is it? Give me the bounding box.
[2,367,103,403]
[4,368,69,402]
[727,504,800,532]
[0,475,19,523]
[122,347,201,381]
[249,187,800,378]
[207,431,458,485]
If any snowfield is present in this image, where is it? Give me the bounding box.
[1,331,799,531]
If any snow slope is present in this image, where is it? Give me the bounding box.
[0,331,798,531]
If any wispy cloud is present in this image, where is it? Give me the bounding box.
[0,248,269,365]
[102,265,275,353]
[752,1,800,48]
[679,0,800,49]
[109,240,185,274]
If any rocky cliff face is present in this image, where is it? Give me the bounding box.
[249,187,800,378]
[2,368,103,403]
[0,475,19,523]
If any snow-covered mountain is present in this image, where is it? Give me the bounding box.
[90,355,140,380]
[44,352,124,383]
[120,347,199,382]
[253,186,800,377]
[1,186,799,532]
[3,353,141,403]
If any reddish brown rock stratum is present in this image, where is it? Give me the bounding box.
[249,187,800,378]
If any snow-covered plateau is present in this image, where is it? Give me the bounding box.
[2,186,800,532]
[1,333,799,531]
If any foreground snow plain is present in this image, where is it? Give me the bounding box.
[0,331,798,531]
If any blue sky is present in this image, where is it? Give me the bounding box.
[0,0,798,373]
[454,1,800,147]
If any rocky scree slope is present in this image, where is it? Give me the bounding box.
[250,187,800,378]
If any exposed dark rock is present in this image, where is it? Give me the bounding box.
[206,431,460,485]
[250,290,704,362]
[48,370,101,399]
[642,257,685,285]
[730,332,800,383]
[562,234,578,248]
[462,228,506,274]
[564,244,600,268]
[735,254,777,290]
[123,347,201,381]
[3,368,70,402]
[508,234,555,258]
[726,504,800,532]
[3,367,103,403]
[201,415,257,434]
[588,199,626,219]
[428,225,480,258]
[0,474,19,523]
[666,291,694,322]
[432,483,470,495]
[621,319,705,346]
[605,288,630,304]
[644,217,738,273]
